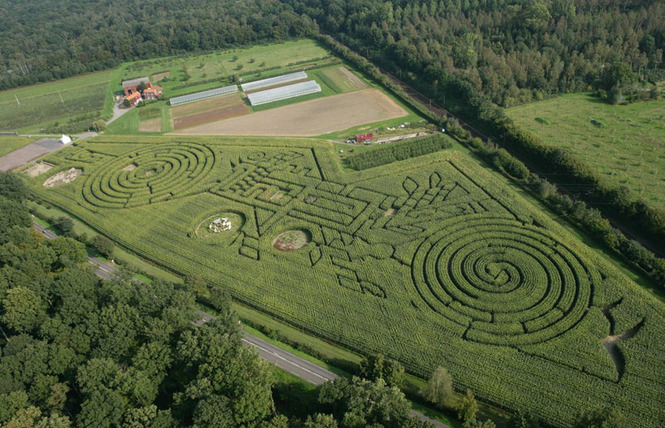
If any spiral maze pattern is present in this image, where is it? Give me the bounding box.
[412,218,594,345]
[83,143,216,208]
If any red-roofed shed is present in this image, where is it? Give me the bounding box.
[355,133,374,143]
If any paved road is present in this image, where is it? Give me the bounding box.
[107,103,133,125]
[32,221,450,428]
[0,132,98,172]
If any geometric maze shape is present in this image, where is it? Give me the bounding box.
[82,143,216,208]
[411,217,594,346]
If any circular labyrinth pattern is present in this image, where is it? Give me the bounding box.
[412,217,594,346]
[83,143,216,208]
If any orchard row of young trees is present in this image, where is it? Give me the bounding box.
[0,171,440,428]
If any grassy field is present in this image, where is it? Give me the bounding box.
[116,39,335,98]
[507,94,665,209]
[0,136,37,157]
[28,134,665,427]
[0,71,113,133]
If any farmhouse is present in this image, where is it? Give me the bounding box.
[125,91,142,107]
[122,77,150,96]
[142,86,163,100]
[356,133,374,143]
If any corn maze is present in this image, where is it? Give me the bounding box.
[33,137,665,427]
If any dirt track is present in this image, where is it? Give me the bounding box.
[170,89,407,137]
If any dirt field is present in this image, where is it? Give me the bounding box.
[23,162,54,177]
[152,71,170,82]
[43,168,82,188]
[322,67,367,92]
[139,118,161,132]
[171,89,407,136]
[171,94,249,130]
[273,230,310,251]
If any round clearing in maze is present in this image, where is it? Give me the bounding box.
[43,168,82,188]
[411,217,594,346]
[195,212,245,240]
[273,229,311,251]
[82,143,216,208]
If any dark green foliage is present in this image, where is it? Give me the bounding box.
[457,389,479,423]
[0,198,31,243]
[91,235,114,258]
[0,173,29,202]
[53,216,75,237]
[344,135,453,170]
[359,353,404,388]
[573,407,628,428]
[318,377,432,428]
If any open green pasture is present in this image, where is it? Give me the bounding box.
[29,135,665,427]
[118,39,335,98]
[0,70,113,133]
[507,94,665,209]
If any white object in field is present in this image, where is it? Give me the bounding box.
[209,217,232,233]
[58,135,72,145]
[169,84,238,106]
[441,128,446,133]
[247,80,321,106]
[241,71,308,91]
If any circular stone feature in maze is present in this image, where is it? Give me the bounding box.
[411,217,595,346]
[195,213,245,240]
[43,168,82,188]
[82,143,216,209]
[273,229,311,252]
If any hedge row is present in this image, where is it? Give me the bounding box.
[344,135,452,171]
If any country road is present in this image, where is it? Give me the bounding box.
[33,221,451,428]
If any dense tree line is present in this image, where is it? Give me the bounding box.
[0,0,317,90]
[294,0,664,106]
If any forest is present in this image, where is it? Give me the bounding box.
[2,0,663,100]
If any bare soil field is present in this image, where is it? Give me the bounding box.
[43,168,82,187]
[171,94,249,130]
[272,230,310,251]
[171,89,407,136]
[139,118,162,132]
[152,71,170,82]
[23,162,54,177]
[322,67,367,92]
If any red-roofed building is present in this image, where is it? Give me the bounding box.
[355,133,374,143]
[142,85,163,101]
[125,91,141,107]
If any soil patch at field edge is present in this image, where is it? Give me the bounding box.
[43,168,82,187]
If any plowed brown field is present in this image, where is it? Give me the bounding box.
[170,89,407,136]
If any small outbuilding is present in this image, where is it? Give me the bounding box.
[58,135,72,145]
[355,133,374,144]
